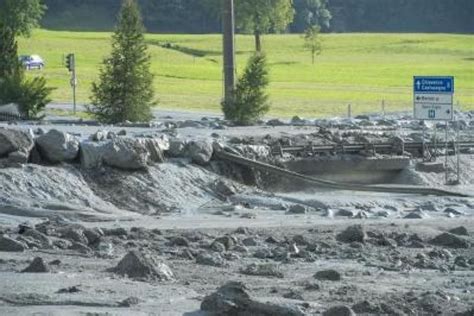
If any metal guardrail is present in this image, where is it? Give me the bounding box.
[271,141,474,156]
[0,112,25,121]
[216,149,470,198]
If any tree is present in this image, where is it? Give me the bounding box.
[0,0,46,36]
[222,53,270,125]
[303,25,322,64]
[236,0,295,52]
[89,0,154,124]
[0,0,51,119]
[291,0,331,32]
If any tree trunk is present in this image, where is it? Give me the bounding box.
[254,31,262,52]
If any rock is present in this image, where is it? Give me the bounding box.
[21,257,50,273]
[404,211,426,219]
[117,129,127,136]
[140,138,166,163]
[430,232,470,249]
[57,286,81,294]
[36,129,80,163]
[118,297,141,307]
[111,250,174,281]
[103,227,128,237]
[214,236,236,250]
[0,128,34,158]
[336,225,367,243]
[323,305,356,316]
[443,207,464,216]
[449,226,469,236]
[22,229,52,249]
[0,236,27,252]
[287,204,307,214]
[241,263,284,278]
[83,228,103,245]
[201,282,305,316]
[79,141,107,169]
[168,236,190,247]
[103,138,149,170]
[266,119,286,126]
[60,227,88,244]
[186,140,213,165]
[168,138,187,157]
[352,300,380,314]
[196,252,226,267]
[314,269,342,281]
[242,237,259,247]
[336,209,354,217]
[210,241,226,253]
[91,130,107,142]
[69,242,92,254]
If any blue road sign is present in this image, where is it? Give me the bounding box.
[414,76,454,94]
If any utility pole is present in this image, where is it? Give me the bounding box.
[223,0,236,108]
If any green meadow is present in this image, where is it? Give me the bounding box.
[19,30,474,117]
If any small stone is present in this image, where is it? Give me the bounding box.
[21,257,50,273]
[314,269,342,281]
[323,305,356,316]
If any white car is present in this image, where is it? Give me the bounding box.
[19,55,45,70]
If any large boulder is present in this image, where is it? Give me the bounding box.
[103,138,149,170]
[110,250,174,281]
[186,140,214,165]
[0,128,34,159]
[36,129,80,163]
[79,141,107,169]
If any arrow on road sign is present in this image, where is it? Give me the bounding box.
[416,80,421,89]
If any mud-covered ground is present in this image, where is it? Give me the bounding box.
[0,110,473,315]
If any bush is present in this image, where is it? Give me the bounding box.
[222,53,270,125]
[0,71,53,120]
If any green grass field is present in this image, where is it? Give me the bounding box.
[18,30,474,117]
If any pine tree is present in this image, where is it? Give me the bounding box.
[223,53,270,125]
[89,0,154,123]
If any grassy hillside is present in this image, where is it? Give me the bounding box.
[18,30,474,117]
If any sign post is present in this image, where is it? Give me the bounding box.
[414,76,454,121]
[413,76,455,183]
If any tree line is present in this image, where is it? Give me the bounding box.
[42,0,473,34]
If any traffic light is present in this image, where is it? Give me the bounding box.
[65,53,75,72]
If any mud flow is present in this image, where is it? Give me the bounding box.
[0,113,473,315]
